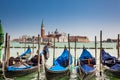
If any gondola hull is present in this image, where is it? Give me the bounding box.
[77,48,96,80]
[102,49,120,77]
[108,69,120,77]
[77,67,96,80]
[45,65,70,80]
[0,66,38,78]
[104,66,120,77]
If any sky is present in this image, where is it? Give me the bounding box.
[0,0,120,41]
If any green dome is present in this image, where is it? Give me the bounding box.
[0,20,4,45]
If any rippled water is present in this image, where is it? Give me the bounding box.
[1,42,120,80]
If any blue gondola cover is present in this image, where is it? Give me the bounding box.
[49,63,67,71]
[79,48,93,60]
[20,48,31,57]
[8,65,32,71]
[102,49,116,60]
[102,49,117,65]
[55,49,72,67]
[110,64,120,71]
[81,64,94,73]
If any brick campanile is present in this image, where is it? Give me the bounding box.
[41,20,45,38]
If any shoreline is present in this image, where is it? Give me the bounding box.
[1,46,113,49]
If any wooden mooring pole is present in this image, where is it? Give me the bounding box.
[24,37,26,52]
[74,36,76,66]
[7,35,10,68]
[53,35,55,65]
[37,34,40,80]
[32,36,35,57]
[2,33,8,78]
[100,30,102,76]
[117,34,120,58]
[68,34,70,67]
[95,36,97,60]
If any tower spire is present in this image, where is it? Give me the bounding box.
[41,19,45,38]
[41,19,44,29]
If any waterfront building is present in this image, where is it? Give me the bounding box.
[40,21,68,42]
[69,36,89,42]
[12,20,89,43]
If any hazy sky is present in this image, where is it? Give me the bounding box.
[0,0,120,41]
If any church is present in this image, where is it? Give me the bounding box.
[40,20,68,42]
[40,20,89,43]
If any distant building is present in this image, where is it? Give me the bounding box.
[40,20,90,42]
[69,36,89,42]
[40,20,67,42]
[103,38,117,42]
[12,20,89,43]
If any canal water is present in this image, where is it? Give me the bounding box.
[1,42,120,80]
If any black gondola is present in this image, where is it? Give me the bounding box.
[0,53,44,78]
[77,48,96,80]
[102,49,120,77]
[45,48,72,80]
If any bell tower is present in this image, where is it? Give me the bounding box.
[41,19,45,38]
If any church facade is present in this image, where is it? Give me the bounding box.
[41,20,68,42]
[40,20,89,43]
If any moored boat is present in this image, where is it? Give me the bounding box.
[77,48,96,80]
[45,48,72,80]
[19,46,32,60]
[102,49,120,77]
[0,55,40,78]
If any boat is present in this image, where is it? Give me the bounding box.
[102,49,118,67]
[77,48,96,80]
[102,49,120,77]
[0,46,35,78]
[1,45,49,78]
[4,64,38,78]
[19,46,32,60]
[0,56,39,78]
[0,50,45,78]
[0,44,48,78]
[45,48,72,80]
[0,52,45,78]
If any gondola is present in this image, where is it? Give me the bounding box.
[4,65,38,78]
[1,45,48,78]
[102,49,120,77]
[0,55,40,78]
[19,46,32,60]
[45,48,72,80]
[0,52,45,78]
[77,48,96,80]
[0,44,47,78]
